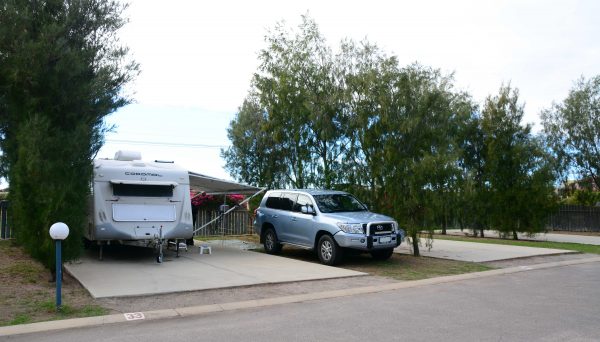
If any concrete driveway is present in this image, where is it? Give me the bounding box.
[445,229,600,245]
[66,244,365,298]
[395,238,575,262]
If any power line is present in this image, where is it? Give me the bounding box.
[105,139,229,149]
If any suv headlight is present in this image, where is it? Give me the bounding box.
[336,222,363,234]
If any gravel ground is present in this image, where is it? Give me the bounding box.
[96,275,397,313]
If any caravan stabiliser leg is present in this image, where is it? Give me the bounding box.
[156,226,164,263]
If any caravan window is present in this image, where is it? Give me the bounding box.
[112,183,174,197]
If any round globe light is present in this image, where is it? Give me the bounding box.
[49,222,70,240]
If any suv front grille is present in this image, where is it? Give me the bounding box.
[364,223,394,235]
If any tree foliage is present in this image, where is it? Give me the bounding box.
[250,16,345,189]
[542,75,600,189]
[481,85,557,238]
[456,110,489,236]
[0,0,138,268]
[222,95,288,189]
[224,16,560,254]
[338,41,473,255]
[562,189,600,206]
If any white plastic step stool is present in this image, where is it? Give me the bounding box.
[199,244,212,255]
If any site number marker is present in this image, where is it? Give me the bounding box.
[124,312,145,321]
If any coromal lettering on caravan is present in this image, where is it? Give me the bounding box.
[124,172,163,177]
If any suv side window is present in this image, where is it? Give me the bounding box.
[265,192,282,209]
[293,194,313,212]
[281,193,297,211]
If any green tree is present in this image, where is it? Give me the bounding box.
[253,16,342,188]
[430,96,475,235]
[457,111,490,237]
[0,0,138,270]
[222,95,288,188]
[227,15,345,189]
[382,66,471,255]
[562,189,600,206]
[542,75,600,189]
[227,24,475,255]
[339,40,471,255]
[482,85,556,239]
[337,40,393,204]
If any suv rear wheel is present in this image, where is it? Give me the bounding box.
[264,228,282,255]
[317,235,343,265]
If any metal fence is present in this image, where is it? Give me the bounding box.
[0,203,254,240]
[3,201,593,237]
[0,201,11,239]
[193,209,254,237]
[547,205,600,232]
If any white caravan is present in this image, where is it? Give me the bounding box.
[86,151,193,262]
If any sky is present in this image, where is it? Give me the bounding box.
[62,0,600,182]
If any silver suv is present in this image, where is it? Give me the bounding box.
[253,189,405,265]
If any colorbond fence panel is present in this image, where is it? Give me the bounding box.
[547,205,600,232]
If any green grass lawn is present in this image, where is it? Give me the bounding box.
[434,234,600,254]
[0,240,109,327]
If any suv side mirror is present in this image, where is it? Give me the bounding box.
[301,205,315,215]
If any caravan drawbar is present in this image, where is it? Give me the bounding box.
[86,151,194,262]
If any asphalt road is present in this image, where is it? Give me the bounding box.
[6,261,600,342]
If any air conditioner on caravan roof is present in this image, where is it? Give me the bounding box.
[114,150,141,161]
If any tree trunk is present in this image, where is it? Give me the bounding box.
[322,142,332,189]
[441,213,447,235]
[512,230,519,240]
[411,233,420,257]
[480,229,485,238]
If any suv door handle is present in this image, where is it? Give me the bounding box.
[291,217,297,221]
[272,215,278,219]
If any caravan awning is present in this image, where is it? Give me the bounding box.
[188,172,263,195]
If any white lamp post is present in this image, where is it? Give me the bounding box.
[49,222,69,310]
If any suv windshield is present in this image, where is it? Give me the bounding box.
[313,194,367,213]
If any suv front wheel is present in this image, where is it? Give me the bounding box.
[264,228,282,255]
[317,235,343,266]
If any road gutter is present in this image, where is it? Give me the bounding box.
[2,256,600,337]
